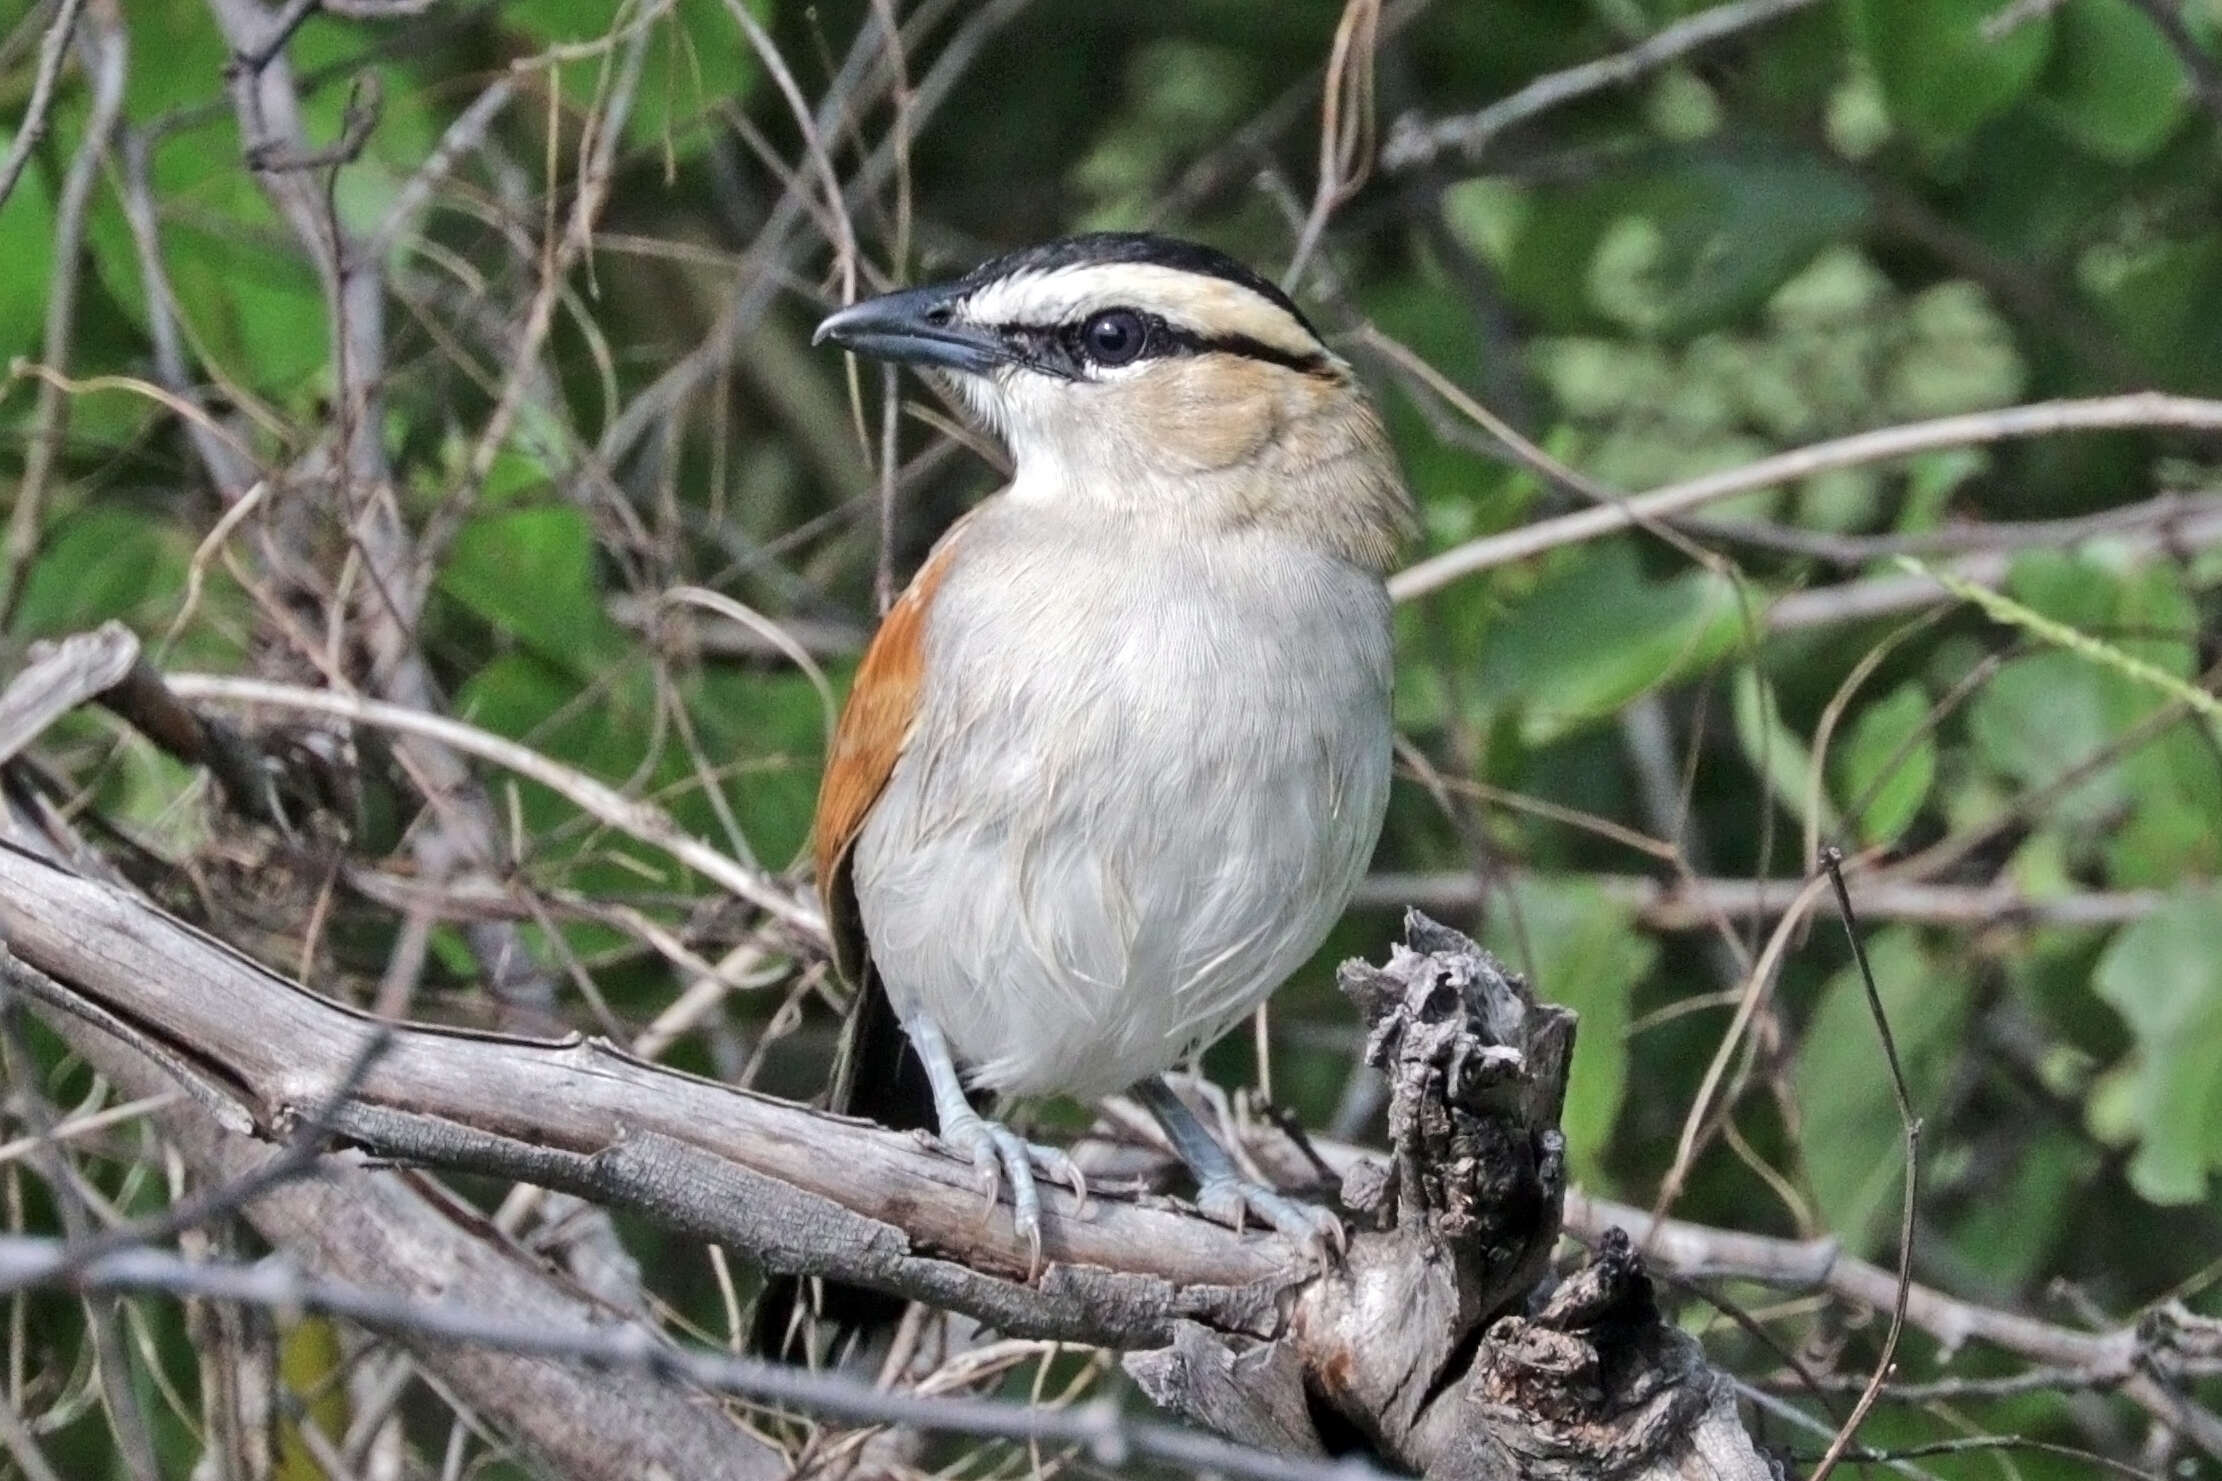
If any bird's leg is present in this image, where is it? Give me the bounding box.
[1134,1075,1344,1259]
[902,1010,1084,1275]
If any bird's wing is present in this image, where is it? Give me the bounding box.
[812,514,973,985]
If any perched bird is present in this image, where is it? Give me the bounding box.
[810,232,1413,1265]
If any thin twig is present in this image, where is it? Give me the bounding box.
[432,3,661,568]
[1808,846,1922,1481]
[1799,1432,2157,1480]
[1389,393,2222,602]
[0,0,89,213]
[1381,0,1826,170]
[0,1234,1385,1481]
[0,0,128,628]
[1766,499,2222,633]
[0,1005,391,1296]
[597,0,1036,469]
[1647,869,1835,1229]
[1686,488,2222,568]
[1569,1190,2222,1456]
[1283,0,1379,286]
[1903,555,2222,722]
[161,671,824,934]
[364,74,515,260]
[1355,870,2167,930]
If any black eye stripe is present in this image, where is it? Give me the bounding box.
[1178,329,1336,377]
[986,315,1334,378]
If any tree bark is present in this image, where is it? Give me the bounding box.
[0,793,784,1481]
[0,818,1779,1477]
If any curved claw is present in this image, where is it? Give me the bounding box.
[934,1112,1075,1282]
[1022,1140,1088,1216]
[1196,1174,1345,1265]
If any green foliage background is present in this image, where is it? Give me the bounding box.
[4,0,2222,1474]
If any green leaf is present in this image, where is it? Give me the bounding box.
[0,130,54,360]
[1835,682,1936,846]
[1853,0,2054,145]
[12,509,185,640]
[1731,666,1843,838]
[1476,542,1744,745]
[1483,878,1653,1192]
[2093,889,2222,1203]
[2035,0,2189,162]
[1967,650,2124,829]
[454,653,656,833]
[1797,929,1970,1253]
[1963,553,2221,871]
[1502,149,1867,336]
[439,507,626,675]
[1942,1130,2096,1287]
[689,668,830,867]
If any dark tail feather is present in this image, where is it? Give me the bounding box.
[751,969,937,1357]
[831,963,937,1134]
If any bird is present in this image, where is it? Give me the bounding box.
[807,231,1414,1273]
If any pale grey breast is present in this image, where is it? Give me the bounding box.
[852,496,1394,1100]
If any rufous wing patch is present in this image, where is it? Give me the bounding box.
[812,518,970,984]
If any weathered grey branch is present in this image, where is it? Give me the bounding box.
[0,0,89,214]
[1358,870,2166,930]
[0,839,1297,1341]
[0,829,1778,1477]
[0,796,788,1481]
[1140,914,1776,1480]
[1568,1192,2222,1460]
[0,622,282,823]
[1381,0,1826,171]
[0,1233,1375,1481]
[1389,394,2222,602]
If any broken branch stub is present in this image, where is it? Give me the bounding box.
[1293,911,1574,1458]
[1133,912,1777,1480]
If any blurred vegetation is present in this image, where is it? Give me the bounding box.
[3,0,2222,1475]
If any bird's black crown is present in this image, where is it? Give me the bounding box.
[957,232,1320,341]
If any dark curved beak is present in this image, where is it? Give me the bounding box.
[813,284,1007,374]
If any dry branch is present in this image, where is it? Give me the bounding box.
[1358,870,2166,930]
[1569,1193,2222,1459]
[0,0,89,213]
[1381,0,1827,171]
[0,821,1779,1477]
[0,798,789,1481]
[1388,393,2222,602]
[0,1234,1372,1481]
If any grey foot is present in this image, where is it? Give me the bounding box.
[1195,1172,1346,1260]
[934,1109,1086,1278]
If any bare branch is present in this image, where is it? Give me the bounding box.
[1807,848,1921,1481]
[1382,0,1827,171]
[0,0,127,626]
[1575,1191,2222,1458]
[0,801,789,1480]
[0,1233,1383,1481]
[1357,870,2167,930]
[0,840,1775,1476]
[1390,393,2222,603]
[0,624,138,765]
[0,0,88,213]
[364,74,515,260]
[163,671,824,934]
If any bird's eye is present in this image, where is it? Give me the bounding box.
[1081,309,1145,366]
